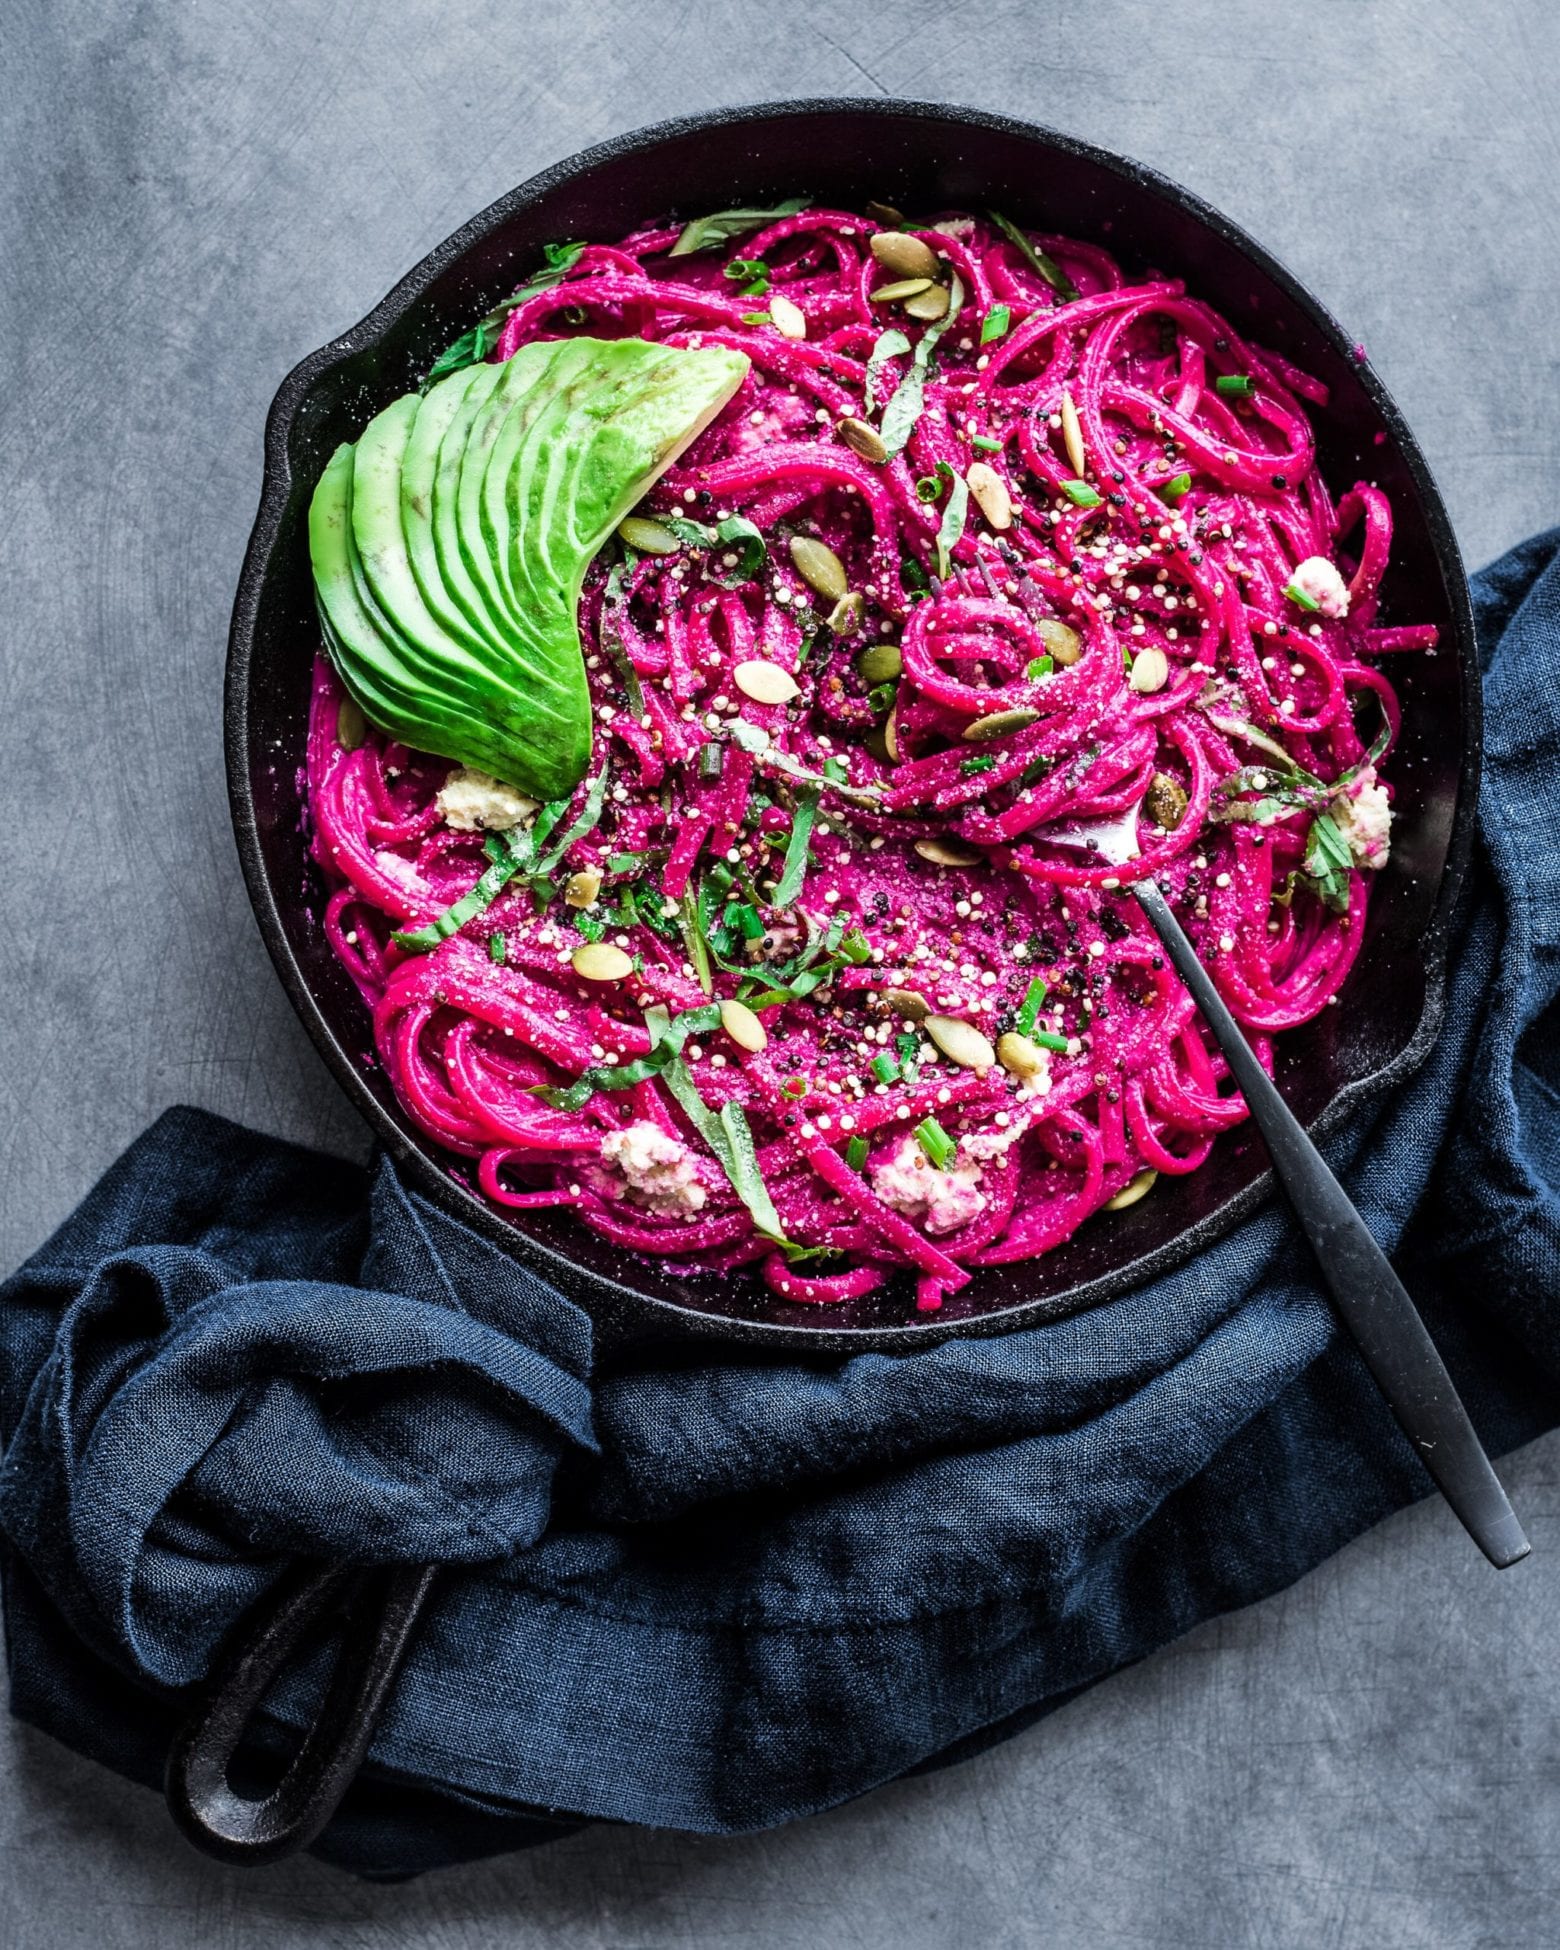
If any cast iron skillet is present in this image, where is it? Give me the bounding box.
[190,100,1480,1862]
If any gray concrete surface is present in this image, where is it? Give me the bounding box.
[3,0,1559,1942]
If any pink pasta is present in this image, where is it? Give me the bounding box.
[307,205,1432,1313]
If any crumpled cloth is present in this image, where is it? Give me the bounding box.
[4,534,1560,1879]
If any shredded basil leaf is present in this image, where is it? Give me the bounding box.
[773,787,820,907]
[424,244,585,383]
[986,211,1081,303]
[535,1001,722,1111]
[391,819,544,953]
[712,515,767,584]
[532,764,609,877]
[662,1058,788,1242]
[879,271,966,457]
[1015,975,1048,1036]
[865,328,912,413]
[845,1135,870,1173]
[931,460,969,578]
[1302,812,1355,913]
[669,199,809,257]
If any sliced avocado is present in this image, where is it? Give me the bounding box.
[351,390,529,710]
[401,364,506,654]
[309,336,749,802]
[312,446,523,769]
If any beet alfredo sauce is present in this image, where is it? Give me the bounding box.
[306,204,1432,1315]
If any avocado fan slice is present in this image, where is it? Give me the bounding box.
[310,335,749,803]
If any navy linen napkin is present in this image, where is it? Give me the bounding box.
[5,534,1560,1878]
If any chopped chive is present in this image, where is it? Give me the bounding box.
[870,1053,901,1085]
[961,754,998,777]
[1159,471,1193,505]
[1284,579,1321,612]
[1061,479,1102,507]
[915,1116,956,1170]
[970,433,1003,453]
[488,930,507,963]
[868,679,897,712]
[1026,654,1054,680]
[895,1030,921,1083]
[1215,374,1255,397]
[741,310,772,326]
[724,257,771,297]
[698,741,724,780]
[915,474,943,502]
[1032,1029,1070,1053]
[1014,975,1048,1036]
[846,1135,870,1173]
[979,303,1012,345]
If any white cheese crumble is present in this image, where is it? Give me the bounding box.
[1331,764,1392,869]
[1290,555,1351,620]
[870,1135,987,1235]
[435,767,538,833]
[595,1122,708,1216]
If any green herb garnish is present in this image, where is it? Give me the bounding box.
[1061,479,1102,508]
[870,1053,901,1085]
[970,433,1004,453]
[986,211,1081,303]
[1026,655,1054,680]
[723,257,771,297]
[534,1000,721,1112]
[488,930,507,963]
[979,303,1012,345]
[846,1135,870,1174]
[669,199,810,256]
[879,272,966,457]
[391,812,557,953]
[1160,472,1193,505]
[1302,811,1355,913]
[424,243,585,383]
[915,1116,956,1170]
[1215,374,1256,397]
[931,459,969,578]
[1014,975,1049,1036]
[1031,1029,1070,1053]
[865,327,912,413]
[961,754,998,777]
[532,764,609,877]
[1284,579,1321,612]
[773,787,821,907]
[662,1057,789,1243]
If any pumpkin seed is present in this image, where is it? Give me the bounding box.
[884,703,901,762]
[871,277,935,303]
[865,723,893,764]
[336,695,368,750]
[768,293,807,339]
[733,659,802,705]
[903,284,952,322]
[826,592,864,635]
[914,836,983,867]
[962,707,1040,742]
[857,641,903,685]
[865,199,905,228]
[1128,647,1170,694]
[924,1015,996,1071]
[1104,1168,1158,1211]
[996,1031,1050,1081]
[965,460,1013,530]
[617,515,680,556]
[1037,619,1083,665]
[870,231,940,280]
[571,941,633,982]
[837,416,889,463]
[1060,389,1086,477]
[788,535,848,602]
[564,868,603,909]
[719,997,768,1053]
[881,987,930,1021]
[1144,772,1188,830]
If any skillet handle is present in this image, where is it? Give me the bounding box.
[164,1560,438,1865]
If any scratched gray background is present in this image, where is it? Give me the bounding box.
[4,0,1560,1943]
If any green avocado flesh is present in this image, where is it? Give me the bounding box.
[308,336,749,802]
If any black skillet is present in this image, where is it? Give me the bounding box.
[181,100,1500,1863]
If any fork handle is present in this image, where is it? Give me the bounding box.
[1135,877,1528,1569]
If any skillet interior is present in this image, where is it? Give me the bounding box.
[227,99,1478,1354]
